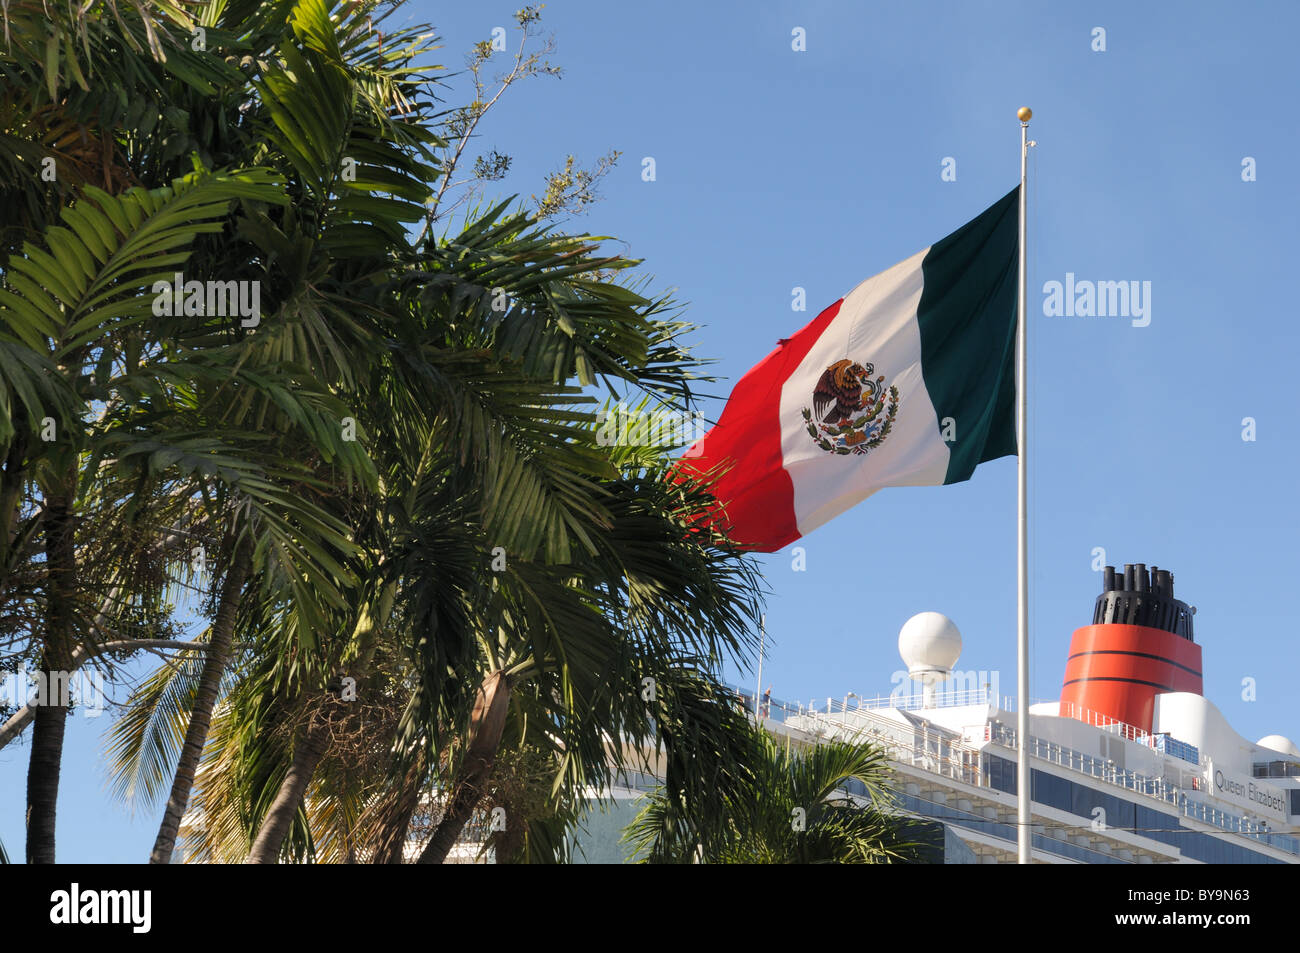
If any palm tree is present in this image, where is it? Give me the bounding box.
[1,0,399,861]
[5,0,772,866]
[627,726,920,864]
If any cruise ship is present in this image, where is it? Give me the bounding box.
[741,562,1300,864]
[570,561,1300,864]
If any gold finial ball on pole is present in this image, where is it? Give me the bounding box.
[1017,106,1033,122]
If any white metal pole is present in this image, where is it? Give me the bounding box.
[754,614,765,719]
[1015,106,1033,864]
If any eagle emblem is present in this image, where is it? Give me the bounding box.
[801,358,900,456]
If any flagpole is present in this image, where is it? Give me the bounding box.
[1015,105,1034,864]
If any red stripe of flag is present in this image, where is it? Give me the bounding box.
[676,298,845,552]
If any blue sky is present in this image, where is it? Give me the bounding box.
[3,0,1297,862]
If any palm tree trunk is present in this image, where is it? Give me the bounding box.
[244,717,331,864]
[25,490,76,864]
[417,670,510,865]
[0,433,27,572]
[149,536,253,864]
[24,702,68,864]
[370,756,427,864]
[244,582,395,863]
[491,793,526,863]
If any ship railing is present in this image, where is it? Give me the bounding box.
[730,686,1003,720]
[1050,702,1204,764]
[1178,797,1300,853]
[731,684,1084,721]
[852,688,999,711]
[989,721,1176,800]
[1059,702,1152,744]
[727,687,801,724]
[987,721,1299,855]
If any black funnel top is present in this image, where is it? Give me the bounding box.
[1094,564,1195,641]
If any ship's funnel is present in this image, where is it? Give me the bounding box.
[1059,564,1202,732]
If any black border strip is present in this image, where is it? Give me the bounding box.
[1067,649,1202,678]
[1062,675,1175,691]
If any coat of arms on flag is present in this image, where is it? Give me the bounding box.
[801,359,900,456]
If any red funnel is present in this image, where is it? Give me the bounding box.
[1060,623,1202,732]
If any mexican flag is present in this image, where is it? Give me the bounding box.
[679,187,1019,552]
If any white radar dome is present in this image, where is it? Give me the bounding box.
[898,611,962,679]
[1256,735,1300,758]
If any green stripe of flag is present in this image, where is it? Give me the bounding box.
[916,186,1020,485]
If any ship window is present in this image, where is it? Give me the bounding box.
[1291,790,1300,817]
[982,754,1016,794]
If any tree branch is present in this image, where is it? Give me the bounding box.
[0,638,242,751]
